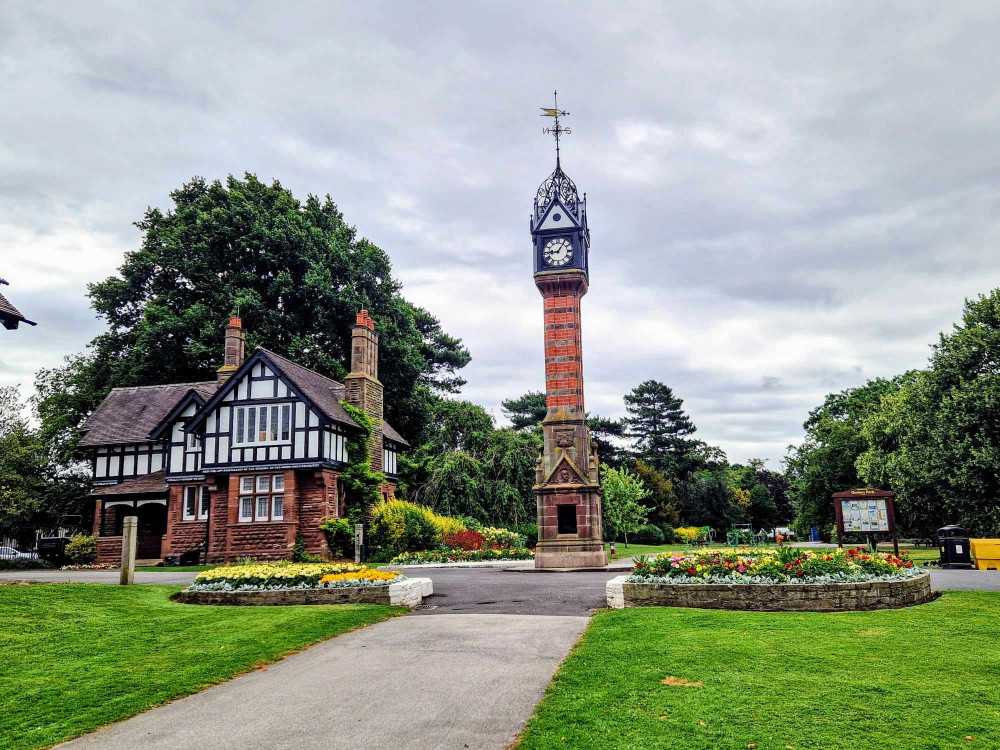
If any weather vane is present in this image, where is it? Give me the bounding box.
[540,90,571,167]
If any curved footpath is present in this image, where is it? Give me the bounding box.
[0,565,993,749]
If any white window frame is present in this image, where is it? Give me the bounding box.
[183,485,211,521]
[199,485,210,520]
[238,474,287,523]
[183,486,198,520]
[232,403,293,446]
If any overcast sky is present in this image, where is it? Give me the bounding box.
[3,1,1000,466]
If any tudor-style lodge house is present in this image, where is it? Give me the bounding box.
[81,311,408,564]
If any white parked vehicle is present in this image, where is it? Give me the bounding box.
[0,545,39,560]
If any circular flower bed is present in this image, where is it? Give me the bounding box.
[188,562,405,592]
[628,546,920,585]
[389,547,534,565]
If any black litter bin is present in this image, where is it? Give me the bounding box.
[938,525,974,568]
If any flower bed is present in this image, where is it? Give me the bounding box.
[628,547,920,585]
[390,547,534,565]
[611,547,934,611]
[188,562,404,591]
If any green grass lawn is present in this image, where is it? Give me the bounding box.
[0,584,403,750]
[517,591,1000,750]
[135,564,217,572]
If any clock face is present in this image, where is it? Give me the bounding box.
[543,237,573,267]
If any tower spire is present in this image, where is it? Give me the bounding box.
[540,90,571,167]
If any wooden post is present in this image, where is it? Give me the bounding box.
[120,516,137,585]
[354,523,364,564]
[834,497,844,549]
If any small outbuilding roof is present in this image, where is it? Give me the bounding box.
[80,382,217,447]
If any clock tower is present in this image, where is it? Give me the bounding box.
[531,94,607,569]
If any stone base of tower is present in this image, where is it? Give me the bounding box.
[534,483,607,569]
[534,539,608,569]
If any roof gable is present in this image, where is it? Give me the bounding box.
[187,348,358,432]
[149,390,208,440]
[79,382,218,447]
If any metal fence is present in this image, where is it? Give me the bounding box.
[0,530,41,561]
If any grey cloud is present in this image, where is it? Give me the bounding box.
[3,0,1000,465]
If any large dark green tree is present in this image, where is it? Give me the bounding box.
[623,380,698,476]
[36,174,470,462]
[784,375,909,540]
[0,387,91,535]
[857,291,1000,537]
[502,391,547,432]
[399,399,540,526]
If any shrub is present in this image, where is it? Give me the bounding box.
[660,525,679,544]
[675,526,708,543]
[64,535,97,565]
[390,548,534,564]
[435,515,468,538]
[443,529,489,550]
[632,524,665,545]
[515,523,538,548]
[293,534,323,562]
[0,558,50,571]
[480,526,526,549]
[319,518,354,558]
[455,515,483,531]
[368,500,443,558]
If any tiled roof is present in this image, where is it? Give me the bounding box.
[90,470,168,496]
[258,349,408,447]
[382,419,409,447]
[0,286,36,329]
[79,382,218,447]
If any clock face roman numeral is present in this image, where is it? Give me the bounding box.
[543,238,573,267]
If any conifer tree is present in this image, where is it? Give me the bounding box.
[622,380,698,476]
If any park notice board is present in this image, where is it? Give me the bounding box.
[832,488,899,556]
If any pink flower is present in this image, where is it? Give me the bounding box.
[670,562,679,568]
[737,565,745,573]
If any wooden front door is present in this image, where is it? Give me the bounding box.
[135,503,167,559]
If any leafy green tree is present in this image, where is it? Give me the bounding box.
[631,459,679,529]
[502,391,547,432]
[0,388,46,536]
[600,464,650,545]
[35,174,470,463]
[858,291,1000,537]
[623,380,698,476]
[784,376,907,540]
[756,467,794,525]
[679,470,744,532]
[400,399,540,526]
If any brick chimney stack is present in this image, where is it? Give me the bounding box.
[216,315,245,385]
[344,309,384,471]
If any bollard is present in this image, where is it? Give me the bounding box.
[120,516,137,585]
[354,523,364,564]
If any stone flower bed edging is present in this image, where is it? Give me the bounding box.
[173,577,432,607]
[606,571,933,611]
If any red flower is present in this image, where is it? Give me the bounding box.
[796,569,804,576]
